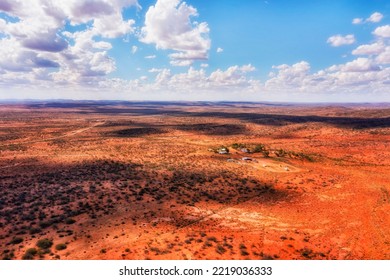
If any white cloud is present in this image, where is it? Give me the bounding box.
[341,58,380,72]
[0,38,60,72]
[144,64,258,93]
[353,12,383,25]
[373,25,390,38]
[0,0,138,86]
[148,68,164,73]
[352,42,385,56]
[170,60,193,67]
[352,23,390,65]
[0,0,17,13]
[266,61,311,90]
[0,1,389,100]
[263,20,390,96]
[264,56,390,95]
[207,65,258,90]
[145,55,156,59]
[56,0,139,28]
[352,18,363,25]
[93,14,135,38]
[93,41,113,50]
[367,12,383,23]
[376,47,390,64]
[140,0,210,66]
[327,34,356,47]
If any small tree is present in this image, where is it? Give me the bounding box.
[262,150,270,158]
[275,149,286,157]
[55,243,67,251]
[37,238,53,249]
[253,144,265,153]
[10,236,23,245]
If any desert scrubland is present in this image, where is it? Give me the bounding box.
[0,101,389,260]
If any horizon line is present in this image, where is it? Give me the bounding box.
[0,98,390,105]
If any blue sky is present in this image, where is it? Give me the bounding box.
[0,0,389,101]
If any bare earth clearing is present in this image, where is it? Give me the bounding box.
[0,101,389,260]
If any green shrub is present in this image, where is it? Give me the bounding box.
[275,149,287,157]
[37,238,53,249]
[22,247,38,260]
[262,150,270,157]
[10,236,23,244]
[232,143,246,149]
[22,253,34,260]
[216,245,226,255]
[240,249,249,256]
[65,218,76,225]
[253,144,265,153]
[25,248,38,255]
[29,228,41,235]
[55,243,67,251]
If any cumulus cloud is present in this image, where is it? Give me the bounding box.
[352,18,363,25]
[0,1,389,100]
[367,12,384,23]
[148,68,164,73]
[265,54,390,95]
[264,16,390,96]
[0,0,138,85]
[373,25,390,38]
[353,12,383,25]
[266,61,311,90]
[170,60,193,67]
[376,47,390,64]
[352,42,385,56]
[22,32,68,53]
[0,0,15,12]
[352,23,390,65]
[93,41,113,50]
[140,0,210,66]
[0,38,60,72]
[144,64,258,93]
[341,58,380,72]
[327,34,356,47]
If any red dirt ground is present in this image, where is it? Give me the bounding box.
[0,101,389,260]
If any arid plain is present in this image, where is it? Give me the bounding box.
[0,101,389,260]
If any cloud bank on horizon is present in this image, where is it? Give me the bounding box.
[0,0,389,101]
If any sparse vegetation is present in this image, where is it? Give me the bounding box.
[10,236,23,245]
[37,239,53,250]
[55,243,67,251]
[22,248,38,260]
[232,143,246,149]
[216,244,226,255]
[0,101,387,260]
[65,218,76,225]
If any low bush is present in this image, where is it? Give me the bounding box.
[55,243,67,251]
[37,238,53,249]
[25,248,38,255]
[10,236,23,245]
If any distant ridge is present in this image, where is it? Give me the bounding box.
[0,99,389,108]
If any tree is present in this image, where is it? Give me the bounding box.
[37,238,53,249]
